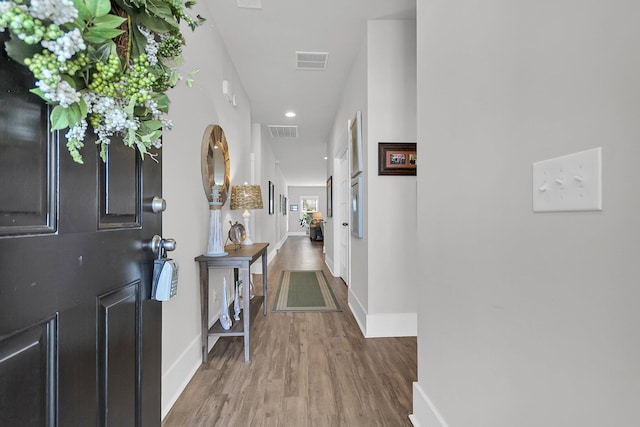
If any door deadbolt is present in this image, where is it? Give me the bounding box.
[150,196,167,213]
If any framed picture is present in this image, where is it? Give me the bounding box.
[279,194,283,213]
[351,177,363,238]
[378,142,417,176]
[268,181,275,215]
[350,111,363,177]
[326,176,333,218]
[284,197,287,215]
[290,204,298,212]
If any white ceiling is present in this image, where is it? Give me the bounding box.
[205,0,416,186]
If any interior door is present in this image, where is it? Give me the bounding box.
[338,148,350,287]
[0,36,162,426]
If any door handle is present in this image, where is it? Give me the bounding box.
[342,222,348,226]
[148,235,177,257]
[149,196,167,213]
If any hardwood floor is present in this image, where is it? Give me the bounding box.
[162,236,417,426]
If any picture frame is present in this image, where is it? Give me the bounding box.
[284,197,287,215]
[279,194,283,213]
[290,204,298,212]
[351,177,363,238]
[350,111,363,177]
[378,142,417,176]
[268,181,275,215]
[326,176,333,217]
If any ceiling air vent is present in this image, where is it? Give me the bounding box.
[268,125,298,138]
[296,51,329,70]
[236,0,262,8]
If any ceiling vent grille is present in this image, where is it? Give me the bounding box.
[236,0,262,9]
[268,125,298,138]
[296,51,329,70]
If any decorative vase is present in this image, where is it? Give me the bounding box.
[233,280,241,321]
[205,185,227,256]
[220,277,232,330]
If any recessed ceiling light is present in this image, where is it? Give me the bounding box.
[324,157,328,160]
[285,112,296,118]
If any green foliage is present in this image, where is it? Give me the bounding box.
[1,0,203,163]
[85,0,112,18]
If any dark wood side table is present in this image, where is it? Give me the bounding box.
[195,242,269,363]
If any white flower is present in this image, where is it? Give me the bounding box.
[29,0,78,25]
[36,79,79,107]
[65,119,88,142]
[0,3,12,16]
[138,26,158,65]
[41,28,86,62]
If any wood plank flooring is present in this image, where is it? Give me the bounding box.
[162,236,417,426]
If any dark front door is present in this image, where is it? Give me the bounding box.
[0,35,163,426]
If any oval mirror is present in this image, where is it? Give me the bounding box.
[201,125,231,206]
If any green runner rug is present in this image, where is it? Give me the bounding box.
[272,270,341,312]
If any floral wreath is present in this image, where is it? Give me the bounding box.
[0,0,203,163]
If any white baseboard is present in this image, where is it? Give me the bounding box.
[347,288,417,338]
[325,255,336,276]
[409,382,449,427]
[347,288,367,336]
[276,234,288,250]
[161,334,205,420]
[366,312,417,337]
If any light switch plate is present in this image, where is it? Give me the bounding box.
[532,147,602,212]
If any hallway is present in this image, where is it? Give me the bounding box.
[162,236,417,426]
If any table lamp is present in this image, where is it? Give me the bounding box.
[230,183,263,245]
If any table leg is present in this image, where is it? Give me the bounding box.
[199,261,209,364]
[242,262,250,362]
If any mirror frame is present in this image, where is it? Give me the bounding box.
[201,124,231,206]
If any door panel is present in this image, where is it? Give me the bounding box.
[0,316,57,427]
[0,33,56,235]
[100,140,141,228]
[98,282,139,427]
[0,35,162,426]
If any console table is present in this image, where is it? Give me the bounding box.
[195,242,269,363]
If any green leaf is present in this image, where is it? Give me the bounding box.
[84,27,125,43]
[85,0,112,18]
[78,98,88,118]
[126,128,136,147]
[72,0,91,20]
[125,96,137,115]
[143,120,163,131]
[154,94,170,113]
[4,37,41,65]
[129,25,148,59]
[137,12,177,33]
[146,0,178,24]
[29,88,49,103]
[90,42,118,63]
[50,106,71,130]
[93,14,128,29]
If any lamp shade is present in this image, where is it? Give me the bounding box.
[230,184,263,210]
[312,211,323,219]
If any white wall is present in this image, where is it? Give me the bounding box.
[287,186,327,235]
[412,1,640,426]
[326,19,418,338]
[327,35,370,325]
[160,2,261,418]
[366,20,417,334]
[254,124,288,261]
